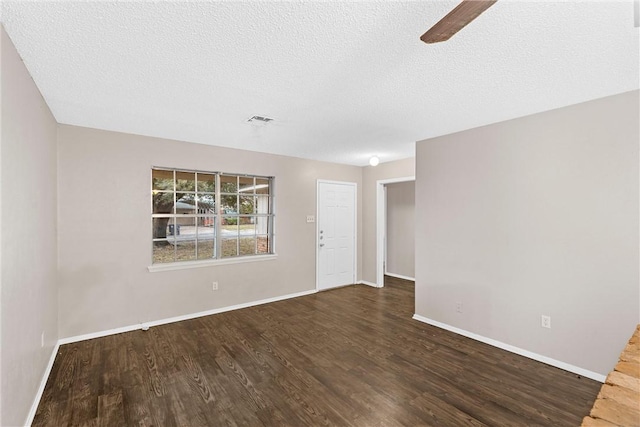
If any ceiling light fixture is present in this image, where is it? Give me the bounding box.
[369,156,380,167]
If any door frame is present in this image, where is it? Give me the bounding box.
[316,179,358,291]
[376,176,415,287]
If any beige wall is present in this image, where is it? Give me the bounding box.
[57,125,362,338]
[1,27,59,426]
[386,181,415,279]
[362,158,415,283]
[415,90,639,376]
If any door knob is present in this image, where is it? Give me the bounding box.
[319,243,325,247]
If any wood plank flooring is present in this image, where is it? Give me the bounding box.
[34,277,601,426]
[582,324,640,426]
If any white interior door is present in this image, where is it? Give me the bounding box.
[317,181,356,291]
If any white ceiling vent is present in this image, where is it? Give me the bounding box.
[246,115,275,126]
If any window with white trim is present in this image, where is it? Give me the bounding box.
[152,168,274,264]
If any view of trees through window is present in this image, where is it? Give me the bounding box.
[152,168,274,264]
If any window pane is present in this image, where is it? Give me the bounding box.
[197,216,216,229]
[257,235,270,254]
[176,171,196,191]
[176,193,196,216]
[153,238,176,263]
[153,216,174,239]
[176,239,196,261]
[221,195,237,213]
[197,237,215,260]
[196,217,215,256]
[239,196,255,214]
[239,176,254,192]
[176,216,196,237]
[153,193,174,214]
[256,178,270,194]
[239,218,256,235]
[222,238,238,258]
[168,216,195,261]
[256,196,270,215]
[197,194,215,214]
[197,173,215,193]
[255,216,269,235]
[197,222,215,260]
[220,175,237,193]
[221,218,238,236]
[175,199,196,215]
[153,169,174,191]
[240,237,256,256]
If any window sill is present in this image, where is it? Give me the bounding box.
[147,254,278,273]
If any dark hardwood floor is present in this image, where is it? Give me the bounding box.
[34,276,601,426]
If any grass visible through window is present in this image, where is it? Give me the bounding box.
[152,237,270,264]
[152,169,274,265]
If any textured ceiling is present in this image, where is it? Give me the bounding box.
[2,1,639,166]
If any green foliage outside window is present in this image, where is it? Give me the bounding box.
[151,168,273,264]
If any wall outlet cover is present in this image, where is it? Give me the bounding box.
[541,315,551,329]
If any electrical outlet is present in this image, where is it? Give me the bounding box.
[456,302,463,313]
[541,315,551,329]
[41,332,45,348]
[212,281,219,291]
[306,215,315,223]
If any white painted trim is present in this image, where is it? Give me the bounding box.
[383,185,387,276]
[25,342,60,426]
[353,184,358,290]
[316,180,358,292]
[385,272,415,281]
[147,254,277,273]
[316,180,320,292]
[376,182,384,287]
[59,288,317,345]
[316,179,358,185]
[376,176,415,287]
[144,289,317,329]
[58,323,142,345]
[412,314,606,383]
[358,280,382,288]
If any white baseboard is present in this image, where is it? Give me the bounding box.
[384,272,415,281]
[25,342,60,426]
[412,314,606,383]
[58,323,141,345]
[358,280,381,288]
[59,288,318,345]
[143,289,317,329]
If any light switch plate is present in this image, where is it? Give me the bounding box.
[306,215,315,223]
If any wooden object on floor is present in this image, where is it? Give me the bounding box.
[34,276,601,426]
[582,325,640,427]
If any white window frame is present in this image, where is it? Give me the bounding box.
[148,167,276,272]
